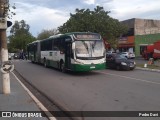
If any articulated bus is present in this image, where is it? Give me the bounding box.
[27,32,106,72]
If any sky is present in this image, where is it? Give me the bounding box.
[8,0,160,37]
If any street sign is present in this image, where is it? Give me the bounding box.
[1,61,14,73]
[0,18,7,29]
[7,21,12,28]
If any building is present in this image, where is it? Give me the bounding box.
[119,18,160,56]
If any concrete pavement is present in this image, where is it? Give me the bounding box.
[0,72,49,120]
[135,57,160,72]
[135,57,160,67]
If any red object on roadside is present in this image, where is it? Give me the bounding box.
[142,41,160,59]
[153,41,160,59]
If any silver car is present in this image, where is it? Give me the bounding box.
[120,52,135,59]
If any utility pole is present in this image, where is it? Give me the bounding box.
[0,0,10,94]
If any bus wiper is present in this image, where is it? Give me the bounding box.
[83,42,89,52]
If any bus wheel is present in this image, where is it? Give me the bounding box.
[44,58,47,67]
[60,62,65,72]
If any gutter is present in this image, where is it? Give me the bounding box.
[136,67,160,73]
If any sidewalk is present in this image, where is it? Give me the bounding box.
[135,57,159,65]
[0,72,48,120]
[135,57,160,72]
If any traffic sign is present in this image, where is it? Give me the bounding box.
[7,21,12,28]
[1,61,14,73]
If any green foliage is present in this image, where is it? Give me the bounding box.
[58,6,128,49]
[37,29,58,40]
[8,20,36,52]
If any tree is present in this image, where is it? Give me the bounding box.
[58,6,128,49]
[8,20,36,52]
[37,29,58,40]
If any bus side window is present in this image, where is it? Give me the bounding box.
[53,47,59,51]
[59,38,65,54]
[53,39,59,51]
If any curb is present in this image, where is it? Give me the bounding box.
[136,67,160,73]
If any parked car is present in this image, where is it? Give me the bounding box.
[106,51,116,55]
[8,53,12,60]
[120,52,135,59]
[14,53,19,59]
[106,53,136,70]
[8,53,15,60]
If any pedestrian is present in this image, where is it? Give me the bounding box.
[20,49,24,60]
[24,53,27,60]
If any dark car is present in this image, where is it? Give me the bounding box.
[106,53,136,70]
[14,53,19,59]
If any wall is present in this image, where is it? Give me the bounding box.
[135,33,160,56]
[135,19,160,35]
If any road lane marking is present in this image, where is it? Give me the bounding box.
[97,71,160,85]
[11,72,57,120]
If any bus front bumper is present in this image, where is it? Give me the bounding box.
[71,63,106,72]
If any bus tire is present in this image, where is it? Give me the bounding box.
[60,61,65,72]
[44,58,47,67]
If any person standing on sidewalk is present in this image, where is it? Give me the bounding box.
[19,49,24,60]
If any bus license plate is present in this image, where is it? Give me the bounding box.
[90,66,95,69]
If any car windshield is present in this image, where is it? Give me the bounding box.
[115,54,127,59]
[75,40,104,58]
[121,52,127,54]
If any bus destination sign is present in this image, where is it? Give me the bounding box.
[74,34,100,40]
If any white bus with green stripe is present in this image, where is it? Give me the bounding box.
[27,32,106,72]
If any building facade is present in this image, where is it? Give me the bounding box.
[119,18,160,56]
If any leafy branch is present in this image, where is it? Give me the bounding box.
[0,0,16,19]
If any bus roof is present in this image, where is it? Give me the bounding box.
[28,32,101,44]
[60,32,101,40]
[27,40,40,45]
[64,32,100,36]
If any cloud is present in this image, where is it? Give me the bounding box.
[11,0,84,10]
[10,2,69,37]
[83,0,95,5]
[9,0,160,37]
[108,0,160,20]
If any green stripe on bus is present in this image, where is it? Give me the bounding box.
[71,63,106,72]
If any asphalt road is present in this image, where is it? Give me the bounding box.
[13,60,160,120]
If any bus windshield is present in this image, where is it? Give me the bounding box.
[75,40,104,59]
